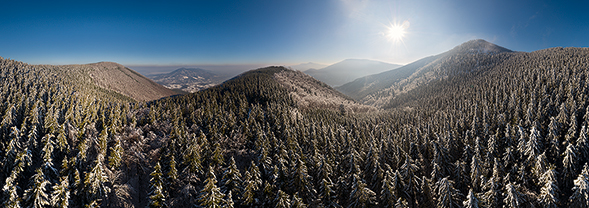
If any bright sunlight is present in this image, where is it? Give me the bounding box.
[385,20,410,44]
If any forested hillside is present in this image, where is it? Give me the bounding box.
[338,39,512,107]
[0,57,138,207]
[273,69,375,113]
[78,62,177,101]
[2,40,589,208]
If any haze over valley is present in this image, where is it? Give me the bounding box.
[147,67,227,93]
[303,59,402,87]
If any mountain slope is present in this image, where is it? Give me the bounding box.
[304,59,401,86]
[273,68,375,113]
[386,46,589,109]
[337,39,513,107]
[84,62,178,101]
[0,58,175,102]
[214,66,374,113]
[148,67,223,93]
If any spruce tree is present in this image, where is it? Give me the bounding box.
[538,179,559,208]
[291,192,307,208]
[563,142,578,189]
[211,142,225,167]
[148,162,167,208]
[577,126,589,164]
[40,133,57,176]
[399,155,420,203]
[224,191,234,208]
[380,170,398,207]
[108,138,123,169]
[546,117,561,159]
[168,154,178,181]
[183,142,204,176]
[533,152,549,180]
[524,126,542,164]
[569,164,589,208]
[27,125,39,151]
[275,190,291,208]
[241,161,262,206]
[502,182,522,208]
[348,173,376,208]
[290,157,314,200]
[51,176,71,208]
[433,177,461,208]
[84,155,110,202]
[415,175,433,207]
[56,124,67,151]
[198,166,226,208]
[463,189,479,208]
[565,114,578,143]
[319,178,338,207]
[470,155,485,192]
[23,168,50,208]
[4,126,21,172]
[221,157,243,197]
[481,179,500,208]
[3,185,21,208]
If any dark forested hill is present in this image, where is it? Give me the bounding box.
[147,67,224,93]
[304,59,401,86]
[3,40,589,208]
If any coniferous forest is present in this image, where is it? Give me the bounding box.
[3,42,589,208]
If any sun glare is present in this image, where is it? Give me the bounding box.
[385,21,410,44]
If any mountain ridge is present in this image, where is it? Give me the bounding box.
[83,62,178,101]
[289,62,327,71]
[0,58,176,102]
[337,39,514,107]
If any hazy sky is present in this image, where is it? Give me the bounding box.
[1,0,588,72]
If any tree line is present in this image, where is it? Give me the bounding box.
[2,46,589,208]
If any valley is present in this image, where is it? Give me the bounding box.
[147,67,227,93]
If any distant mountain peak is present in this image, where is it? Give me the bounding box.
[289,62,328,72]
[342,58,378,62]
[175,67,204,71]
[304,59,401,86]
[335,58,391,64]
[170,67,206,73]
[452,39,512,54]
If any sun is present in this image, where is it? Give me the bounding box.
[384,21,410,44]
[386,24,405,42]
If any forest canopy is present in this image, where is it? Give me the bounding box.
[2,44,589,207]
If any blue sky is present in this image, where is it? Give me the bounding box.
[1,0,588,73]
